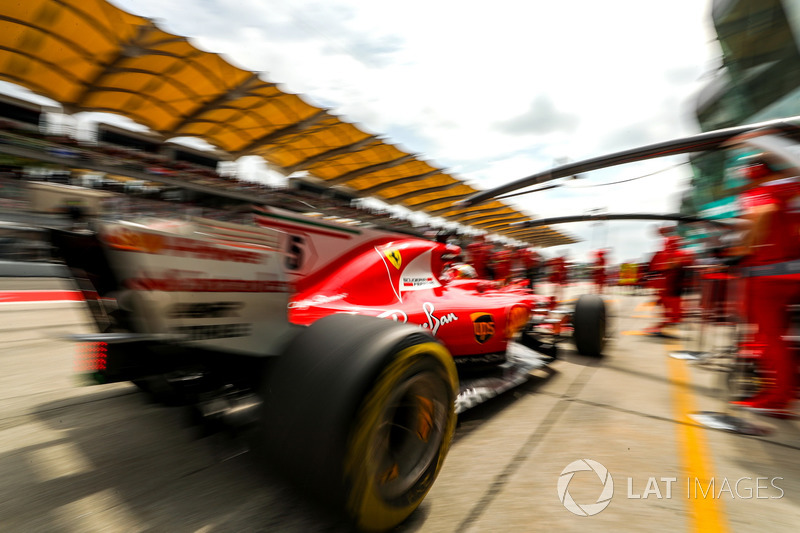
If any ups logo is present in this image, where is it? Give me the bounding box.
[470,312,495,344]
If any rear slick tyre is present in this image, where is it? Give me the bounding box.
[259,314,458,532]
[346,342,456,531]
[572,294,607,357]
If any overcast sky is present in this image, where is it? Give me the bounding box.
[8,0,724,263]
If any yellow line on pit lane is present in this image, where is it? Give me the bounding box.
[667,341,730,533]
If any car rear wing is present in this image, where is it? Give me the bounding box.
[53,216,294,358]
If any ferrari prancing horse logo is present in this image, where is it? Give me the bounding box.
[384,249,402,269]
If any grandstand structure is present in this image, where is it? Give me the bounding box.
[0,0,575,247]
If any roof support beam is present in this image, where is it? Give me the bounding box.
[481,220,546,230]
[168,73,265,133]
[283,135,378,174]
[326,154,416,185]
[508,231,548,241]
[467,213,527,226]
[357,169,442,196]
[235,109,328,155]
[503,224,557,234]
[440,206,506,222]
[472,219,528,231]
[384,183,459,204]
[404,191,470,209]
[73,22,174,109]
[456,210,517,223]
[434,205,496,219]
[431,202,502,216]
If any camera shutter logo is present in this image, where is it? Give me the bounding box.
[557,459,614,516]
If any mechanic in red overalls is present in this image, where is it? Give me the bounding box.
[492,245,513,285]
[728,150,800,415]
[593,249,607,294]
[548,254,568,302]
[645,248,666,305]
[466,235,491,279]
[520,246,541,292]
[645,227,683,335]
[660,235,690,330]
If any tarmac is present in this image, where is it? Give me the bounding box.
[1,278,799,532]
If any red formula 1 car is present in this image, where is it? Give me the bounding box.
[49,206,605,531]
[257,206,608,377]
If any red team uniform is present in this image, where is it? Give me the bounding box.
[548,256,567,285]
[646,229,689,334]
[466,237,491,279]
[734,170,800,412]
[593,250,607,294]
[492,247,513,284]
[659,236,690,329]
[520,247,540,291]
[548,256,568,301]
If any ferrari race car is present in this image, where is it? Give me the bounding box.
[256,206,607,365]
[50,206,606,531]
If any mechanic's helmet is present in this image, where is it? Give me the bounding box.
[449,263,477,279]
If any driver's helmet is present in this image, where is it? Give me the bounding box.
[448,263,478,279]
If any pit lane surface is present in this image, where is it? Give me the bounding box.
[1,282,799,532]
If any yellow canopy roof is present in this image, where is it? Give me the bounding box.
[0,0,576,246]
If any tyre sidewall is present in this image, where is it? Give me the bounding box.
[258,315,458,530]
[345,342,457,531]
